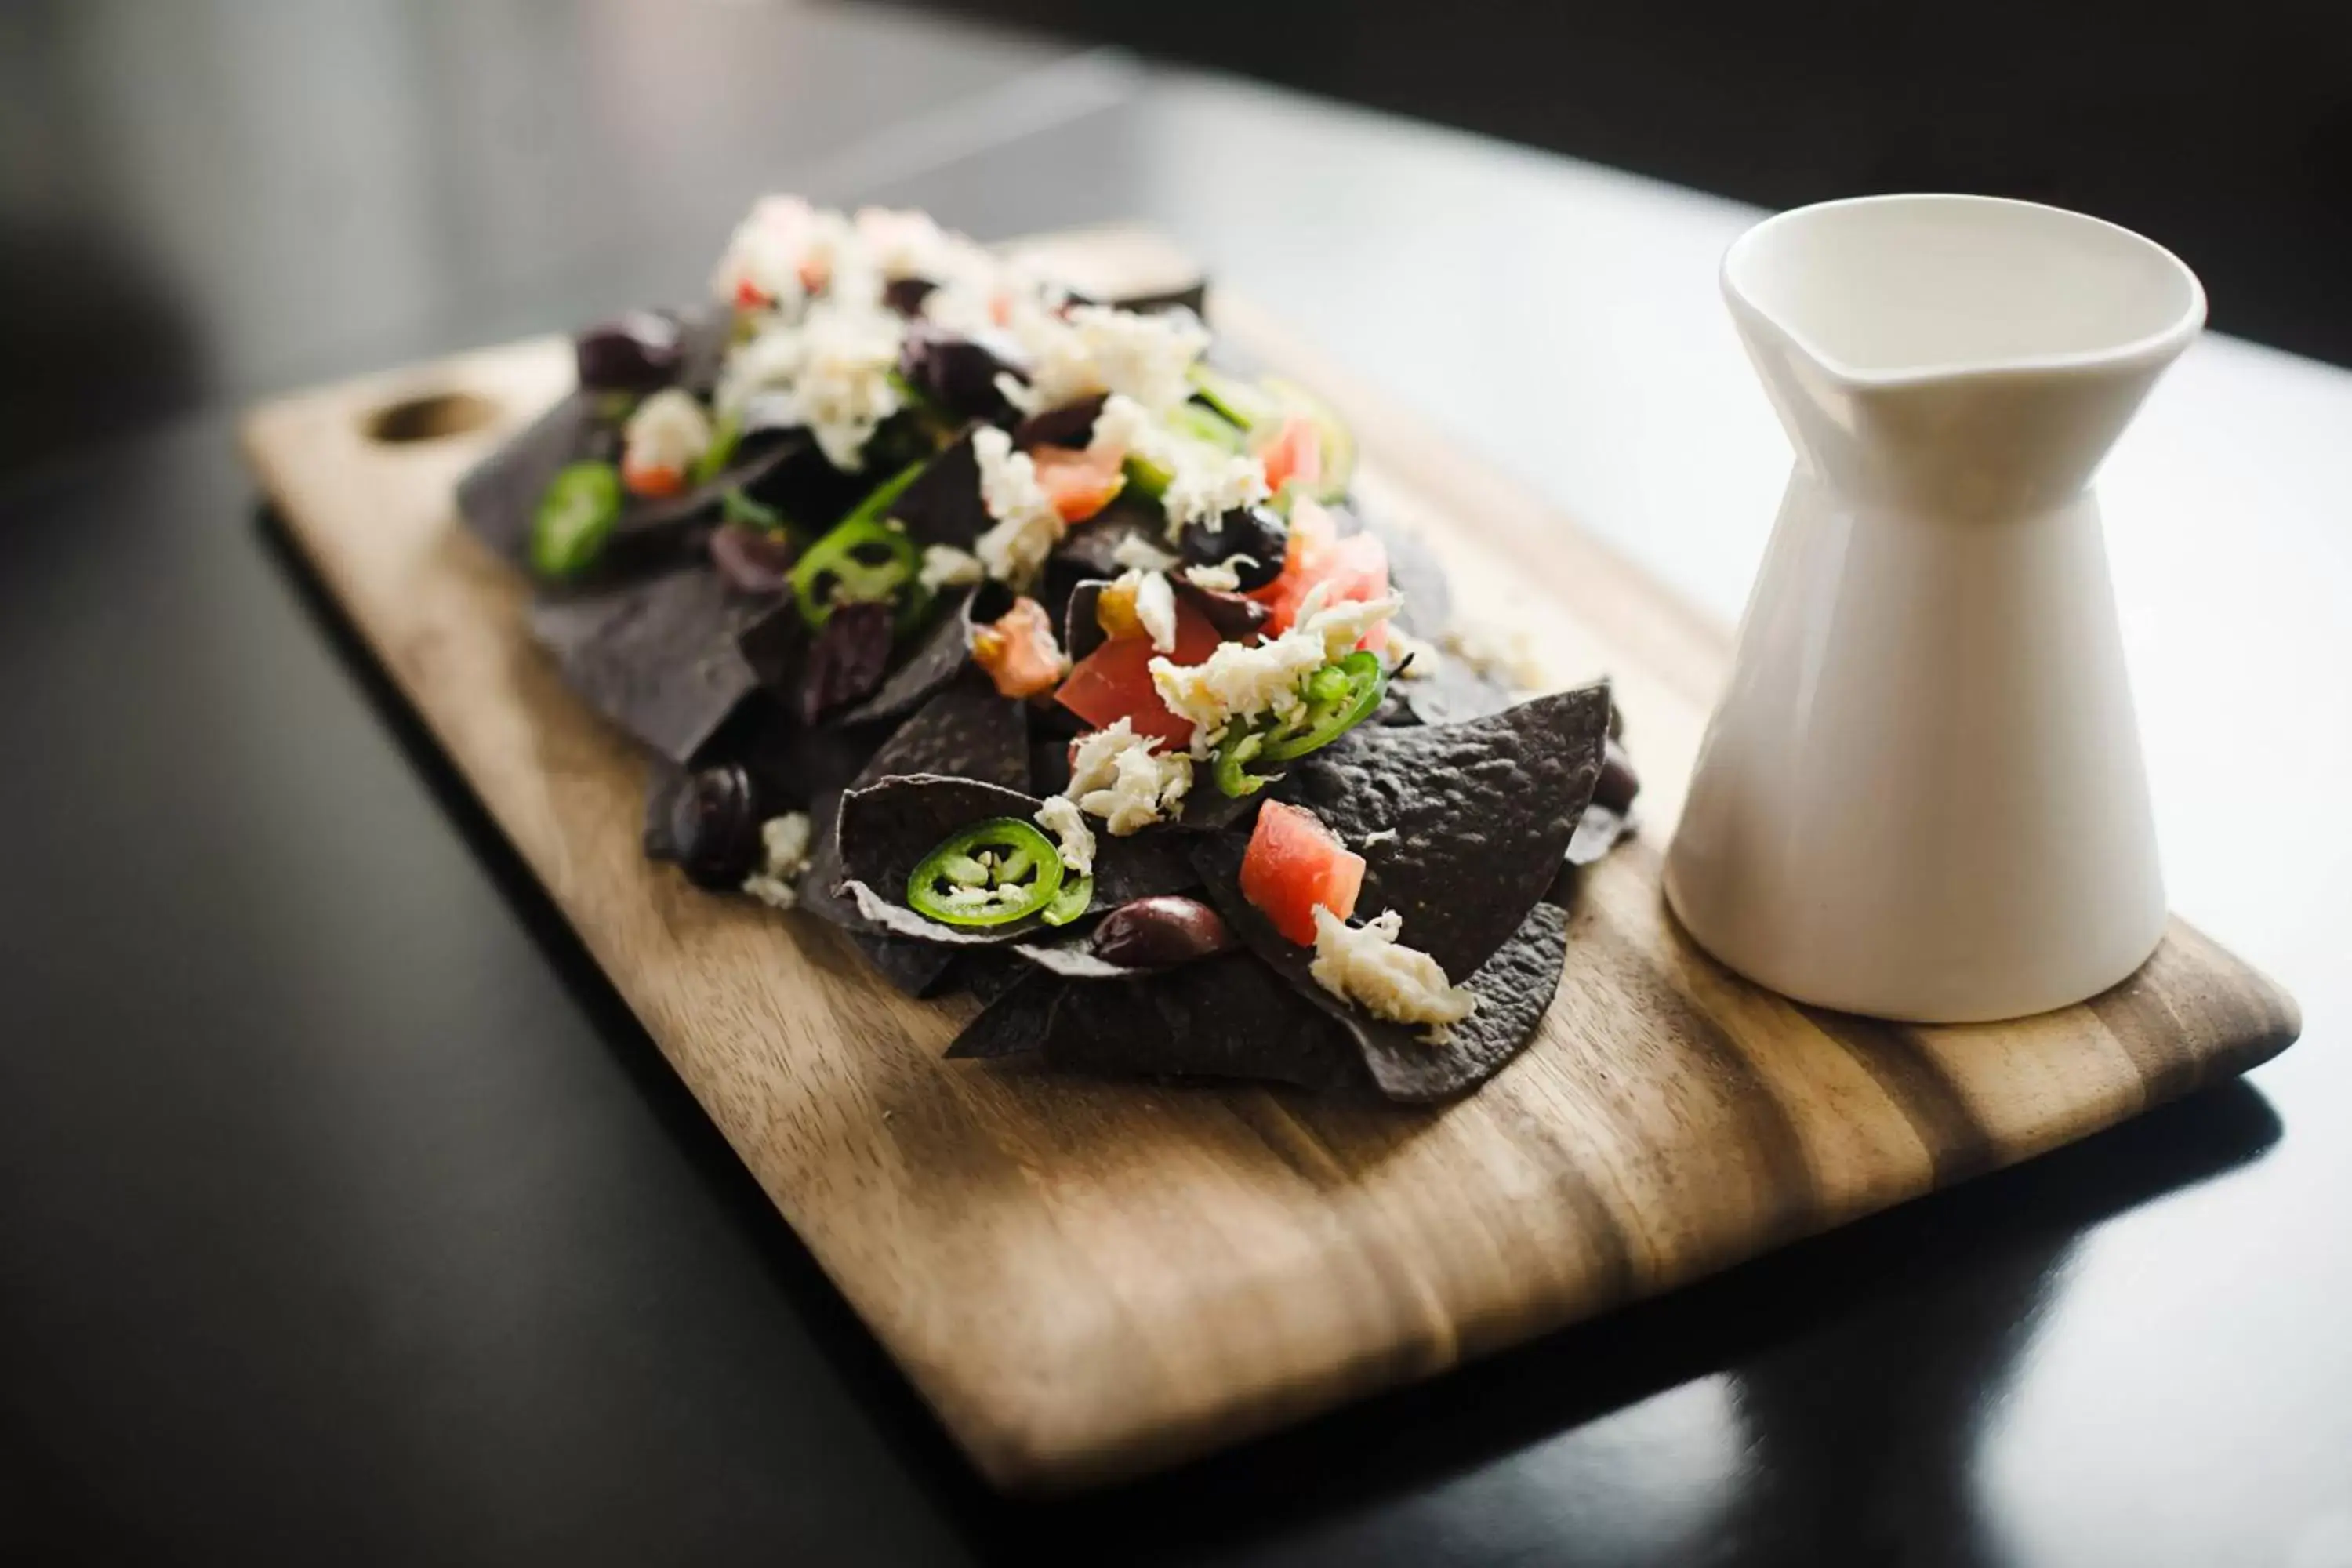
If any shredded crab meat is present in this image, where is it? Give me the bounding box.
[1149,583,1403,753]
[1065,719,1192,835]
[1309,907,1478,1040]
[971,426,1064,584]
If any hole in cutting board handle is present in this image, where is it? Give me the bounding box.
[364,390,500,445]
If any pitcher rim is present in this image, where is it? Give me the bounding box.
[1721,193,2208,390]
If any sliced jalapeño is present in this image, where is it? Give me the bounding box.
[906,818,1067,928]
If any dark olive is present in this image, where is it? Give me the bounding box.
[709,521,799,596]
[1013,394,1107,452]
[1091,895,1236,968]
[882,277,938,318]
[898,322,1021,423]
[575,312,684,394]
[797,600,896,725]
[1170,579,1271,641]
[654,764,765,888]
[1179,505,1287,590]
[1594,736,1640,815]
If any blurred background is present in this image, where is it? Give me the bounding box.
[5,0,2350,482]
[921,0,2352,361]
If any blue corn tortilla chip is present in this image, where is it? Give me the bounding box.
[1391,655,1516,728]
[861,667,1032,786]
[1011,937,1140,982]
[944,969,1063,1059]
[836,776,1060,947]
[458,390,598,567]
[641,754,688,860]
[673,303,732,399]
[529,565,771,764]
[835,583,1011,728]
[1188,833,1572,1102]
[855,931,975,999]
[1087,832,1199,906]
[887,427,991,550]
[1063,580,1109,662]
[1261,682,1610,978]
[459,386,797,579]
[1039,951,1366,1093]
[796,670,1031,933]
[608,441,793,554]
[1171,579,1271,642]
[833,773,1200,946]
[717,697,884,810]
[1046,495,1165,622]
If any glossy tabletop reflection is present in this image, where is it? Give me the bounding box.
[3,4,2348,1566]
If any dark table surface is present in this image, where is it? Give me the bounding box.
[5,4,2349,1566]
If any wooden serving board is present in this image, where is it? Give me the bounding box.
[241,228,2299,1494]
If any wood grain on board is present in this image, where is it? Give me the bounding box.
[240,228,2298,1493]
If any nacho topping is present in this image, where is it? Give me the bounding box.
[918,543,984,593]
[622,389,715,498]
[969,596,1065,699]
[1181,557,1249,593]
[907,818,1066,927]
[456,191,1643,1101]
[741,811,815,911]
[971,426,1065,584]
[1239,800,1364,945]
[1308,907,1477,1040]
[1003,307,1208,416]
[1148,582,1400,755]
[1034,793,1098,877]
[1109,532,1180,573]
[1110,568,1179,653]
[1066,718,1192,835]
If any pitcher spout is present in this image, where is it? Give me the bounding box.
[1722,194,2206,517]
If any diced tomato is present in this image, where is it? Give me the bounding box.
[1032,445,1125,524]
[1249,496,1337,627]
[1323,533,1392,653]
[1240,800,1365,946]
[971,597,1065,700]
[1054,597,1221,747]
[797,255,829,295]
[733,278,770,311]
[1249,501,1391,648]
[989,289,1014,328]
[1257,414,1323,497]
[622,456,687,499]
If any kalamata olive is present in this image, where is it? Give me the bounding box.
[797,601,896,725]
[1170,579,1271,641]
[575,312,684,394]
[881,277,938,318]
[655,764,765,888]
[1179,505,1287,590]
[1012,393,1107,452]
[1594,736,1640,815]
[898,322,1022,423]
[1091,895,1236,968]
[709,521,799,596]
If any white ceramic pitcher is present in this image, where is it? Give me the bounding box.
[1664,194,2205,1022]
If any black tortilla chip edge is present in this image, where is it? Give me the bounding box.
[1188,833,1572,1103]
[1266,681,1610,978]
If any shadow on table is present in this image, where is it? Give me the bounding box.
[255,503,2285,1568]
